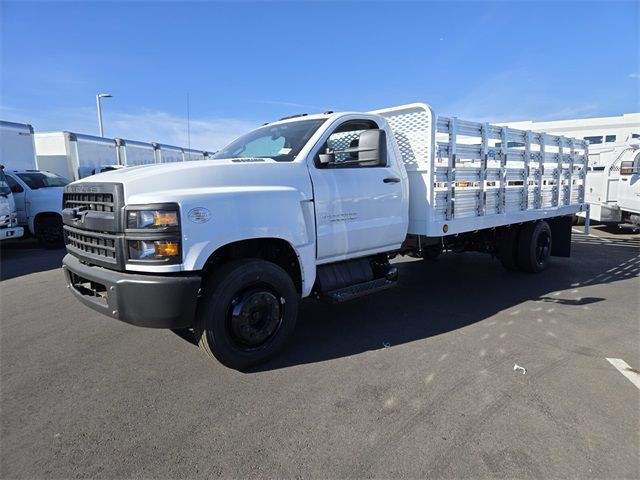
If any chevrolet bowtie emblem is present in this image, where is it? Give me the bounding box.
[72,207,89,222]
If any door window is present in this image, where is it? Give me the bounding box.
[319,120,381,168]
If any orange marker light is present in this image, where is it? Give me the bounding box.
[155,241,180,257]
[153,211,178,227]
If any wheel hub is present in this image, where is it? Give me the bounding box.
[229,289,282,347]
[535,232,551,264]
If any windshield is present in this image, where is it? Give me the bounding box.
[212,119,326,162]
[16,171,69,189]
[0,169,11,196]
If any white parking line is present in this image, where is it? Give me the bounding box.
[606,358,640,390]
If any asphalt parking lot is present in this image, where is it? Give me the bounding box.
[1,225,639,479]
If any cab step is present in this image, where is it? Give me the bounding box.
[324,267,398,303]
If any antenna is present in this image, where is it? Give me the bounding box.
[187,93,191,160]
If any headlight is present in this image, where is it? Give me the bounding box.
[127,209,179,229]
[128,240,180,260]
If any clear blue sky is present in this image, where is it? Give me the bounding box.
[1,0,639,150]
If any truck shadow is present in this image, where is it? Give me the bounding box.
[249,235,638,372]
[0,239,66,281]
[167,235,638,372]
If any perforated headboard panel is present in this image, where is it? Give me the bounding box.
[371,103,434,168]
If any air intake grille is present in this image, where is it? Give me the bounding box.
[64,193,114,212]
[64,226,117,264]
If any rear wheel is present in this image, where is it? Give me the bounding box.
[195,259,298,370]
[517,221,552,273]
[35,216,64,249]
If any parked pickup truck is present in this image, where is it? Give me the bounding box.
[4,169,68,248]
[61,103,589,369]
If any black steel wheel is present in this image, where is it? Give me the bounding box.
[195,259,298,370]
[517,221,553,273]
[228,288,284,348]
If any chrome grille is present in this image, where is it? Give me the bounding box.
[64,192,114,212]
[64,226,117,264]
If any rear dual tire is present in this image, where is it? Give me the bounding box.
[517,221,552,273]
[498,221,552,273]
[194,259,298,370]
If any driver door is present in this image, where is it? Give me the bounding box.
[309,119,407,263]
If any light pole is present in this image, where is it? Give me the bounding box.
[96,93,112,137]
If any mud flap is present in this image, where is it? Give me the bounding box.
[549,215,572,257]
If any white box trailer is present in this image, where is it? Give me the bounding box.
[35,132,211,181]
[183,148,208,161]
[116,138,156,166]
[35,132,119,181]
[0,121,37,170]
[154,143,185,163]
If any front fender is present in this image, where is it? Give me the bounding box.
[151,187,317,297]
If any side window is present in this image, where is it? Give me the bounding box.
[584,136,603,145]
[319,120,380,168]
[605,135,616,143]
[5,175,24,193]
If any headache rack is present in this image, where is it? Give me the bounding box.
[372,103,589,237]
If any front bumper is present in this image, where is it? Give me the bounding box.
[62,254,201,329]
[1,226,24,240]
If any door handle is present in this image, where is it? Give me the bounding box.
[383,177,401,184]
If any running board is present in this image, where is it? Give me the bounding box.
[618,223,640,233]
[324,268,398,303]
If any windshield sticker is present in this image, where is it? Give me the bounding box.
[278,147,292,155]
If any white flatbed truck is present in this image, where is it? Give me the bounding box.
[61,103,588,369]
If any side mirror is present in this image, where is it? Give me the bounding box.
[620,161,637,175]
[320,129,387,167]
[318,150,335,165]
[356,129,387,166]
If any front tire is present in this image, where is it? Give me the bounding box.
[195,259,299,370]
[517,221,552,273]
[35,216,64,249]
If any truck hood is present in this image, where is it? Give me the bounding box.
[72,158,314,203]
[31,186,65,199]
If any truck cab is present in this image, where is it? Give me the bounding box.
[4,169,68,248]
[61,104,587,369]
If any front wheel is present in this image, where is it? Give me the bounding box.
[35,216,64,249]
[195,259,299,370]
